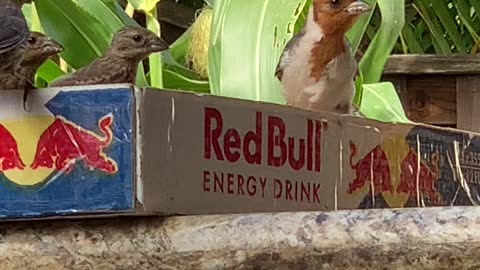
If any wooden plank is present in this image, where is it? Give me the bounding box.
[384,54,480,75]
[160,22,188,45]
[457,76,480,133]
[382,75,457,125]
[157,0,199,29]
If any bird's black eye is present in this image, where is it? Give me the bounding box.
[133,35,142,42]
[331,0,339,4]
[27,36,36,44]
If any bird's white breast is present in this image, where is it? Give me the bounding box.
[280,7,357,113]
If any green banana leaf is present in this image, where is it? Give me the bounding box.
[359,0,405,84]
[346,0,377,52]
[360,82,411,123]
[348,0,408,123]
[36,0,110,68]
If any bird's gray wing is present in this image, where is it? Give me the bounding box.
[50,58,120,87]
[0,6,29,54]
[49,72,76,87]
[49,70,107,87]
[275,30,305,81]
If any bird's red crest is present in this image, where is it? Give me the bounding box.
[308,0,370,80]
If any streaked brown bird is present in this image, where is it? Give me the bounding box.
[50,26,169,87]
[0,31,63,109]
[7,32,63,90]
[0,0,33,73]
[20,32,63,109]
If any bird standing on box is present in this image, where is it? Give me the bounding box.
[0,0,33,88]
[275,0,371,115]
[49,26,169,87]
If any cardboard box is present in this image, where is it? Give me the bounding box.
[0,84,479,220]
[0,85,136,220]
[140,87,480,214]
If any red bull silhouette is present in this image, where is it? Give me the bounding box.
[0,124,25,171]
[30,113,118,174]
[348,141,393,195]
[348,138,441,206]
[396,150,441,205]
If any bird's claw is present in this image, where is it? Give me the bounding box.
[23,89,30,112]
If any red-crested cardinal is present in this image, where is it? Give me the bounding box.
[275,0,371,115]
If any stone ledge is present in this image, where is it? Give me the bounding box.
[0,207,479,269]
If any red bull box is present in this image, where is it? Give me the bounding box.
[142,87,480,215]
[0,84,479,221]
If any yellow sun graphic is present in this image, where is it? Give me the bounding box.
[381,135,411,207]
[1,116,56,186]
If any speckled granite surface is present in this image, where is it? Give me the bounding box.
[1,207,480,269]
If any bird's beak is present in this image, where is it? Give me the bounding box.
[345,0,371,15]
[43,39,64,54]
[149,37,170,52]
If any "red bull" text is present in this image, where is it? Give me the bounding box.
[204,107,323,172]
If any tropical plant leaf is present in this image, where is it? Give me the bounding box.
[360,82,411,123]
[209,0,309,103]
[429,0,467,53]
[359,0,405,84]
[37,60,66,83]
[35,0,149,85]
[293,0,311,34]
[104,0,140,26]
[126,0,163,87]
[401,23,424,53]
[455,0,480,45]
[22,3,43,31]
[36,0,110,68]
[169,28,191,64]
[412,0,451,54]
[346,0,377,52]
[127,0,160,13]
[146,11,163,88]
[163,69,210,92]
[72,0,125,33]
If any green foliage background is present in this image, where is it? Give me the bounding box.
[21,0,480,124]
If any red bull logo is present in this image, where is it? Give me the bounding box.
[0,124,26,171]
[348,135,441,207]
[395,150,440,204]
[0,113,118,186]
[30,113,118,174]
[348,142,393,195]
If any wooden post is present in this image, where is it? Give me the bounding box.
[383,54,480,130]
[457,76,480,133]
